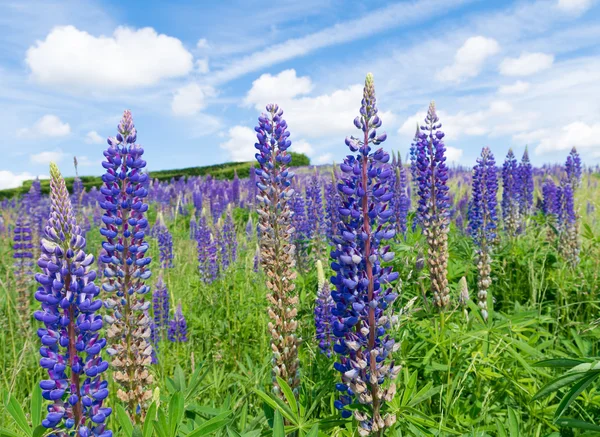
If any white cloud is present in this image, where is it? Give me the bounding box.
[0,171,47,190]
[30,149,66,165]
[499,52,554,76]
[489,100,513,114]
[195,59,209,74]
[85,130,104,144]
[244,69,313,106]
[292,140,314,157]
[556,0,594,14]
[196,38,210,50]
[17,115,71,138]
[436,36,500,83]
[498,80,530,95]
[315,153,334,164]
[75,156,96,167]
[210,0,477,84]
[245,70,396,140]
[446,146,464,163]
[171,83,215,116]
[26,25,193,89]
[219,125,258,162]
[534,121,600,154]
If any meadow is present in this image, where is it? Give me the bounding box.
[1,74,600,437]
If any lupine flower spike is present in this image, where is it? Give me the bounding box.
[168,303,188,343]
[99,110,153,422]
[416,101,451,309]
[13,200,34,327]
[467,147,498,321]
[254,103,301,400]
[501,149,521,237]
[314,260,334,357]
[565,147,582,192]
[331,73,399,435]
[34,163,111,436]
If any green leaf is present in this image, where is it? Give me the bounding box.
[401,371,418,406]
[6,394,31,436]
[186,364,210,402]
[507,407,519,437]
[554,372,600,419]
[154,409,169,437]
[30,384,42,428]
[272,411,285,437]
[116,404,134,437]
[174,365,187,393]
[533,358,586,368]
[533,371,593,401]
[275,377,298,417]
[305,423,319,437]
[169,392,184,436]
[253,389,295,424]
[554,418,600,431]
[494,418,507,437]
[132,427,143,437]
[144,402,157,437]
[186,412,231,437]
[0,427,22,437]
[32,425,45,437]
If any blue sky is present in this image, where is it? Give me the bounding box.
[0,0,599,188]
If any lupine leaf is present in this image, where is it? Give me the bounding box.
[254,389,295,424]
[143,402,157,437]
[186,411,231,437]
[30,384,41,428]
[533,371,592,400]
[0,428,22,437]
[305,423,319,437]
[116,404,134,437]
[272,411,285,437]
[5,394,31,436]
[554,372,599,419]
[276,376,298,417]
[507,407,519,437]
[554,418,600,431]
[168,392,184,436]
[533,359,586,368]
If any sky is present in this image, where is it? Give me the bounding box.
[0,0,599,189]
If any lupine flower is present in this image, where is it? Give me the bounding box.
[556,180,580,267]
[518,147,534,218]
[221,210,238,268]
[13,201,34,326]
[330,73,399,434]
[34,163,111,436]
[458,276,469,322]
[292,189,310,270]
[152,272,170,332]
[99,110,153,422]
[254,103,300,400]
[168,304,188,343]
[314,260,334,357]
[501,149,521,236]
[467,147,498,321]
[189,216,198,240]
[73,156,85,223]
[196,214,219,283]
[542,178,558,217]
[325,169,342,244]
[156,216,174,269]
[392,155,410,237]
[306,168,325,253]
[232,170,241,206]
[409,122,420,230]
[565,147,582,192]
[415,101,451,309]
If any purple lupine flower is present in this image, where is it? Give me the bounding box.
[14,201,34,325]
[415,101,451,309]
[34,163,111,435]
[292,189,310,269]
[392,154,410,236]
[193,191,203,212]
[314,260,334,357]
[254,103,300,400]
[565,146,582,191]
[232,170,241,206]
[167,304,188,342]
[157,218,174,269]
[501,149,521,236]
[220,210,237,268]
[518,147,534,217]
[542,178,558,216]
[330,73,399,433]
[324,169,341,244]
[556,179,580,266]
[152,272,170,331]
[189,216,198,240]
[73,156,85,222]
[196,215,219,283]
[467,147,498,321]
[99,110,153,421]
[409,122,420,229]
[306,169,325,243]
[245,215,254,240]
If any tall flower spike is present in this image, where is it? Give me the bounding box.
[565,147,582,192]
[556,179,580,267]
[467,147,498,321]
[331,73,399,435]
[392,154,410,237]
[13,200,34,327]
[501,149,521,236]
[167,304,188,343]
[416,101,451,309]
[314,260,334,357]
[99,110,153,423]
[34,163,111,436]
[518,147,534,218]
[254,103,301,400]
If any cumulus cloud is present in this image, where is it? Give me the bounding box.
[195,59,209,74]
[498,80,530,95]
[219,125,258,162]
[244,69,396,140]
[436,36,500,83]
[75,156,96,167]
[499,52,554,76]
[17,115,71,138]
[533,121,600,154]
[315,153,334,164]
[85,130,104,144]
[26,26,193,89]
[30,149,66,165]
[556,0,594,14]
[446,146,464,163]
[0,171,48,190]
[171,83,215,116]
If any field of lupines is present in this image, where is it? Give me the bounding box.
[1,73,600,436]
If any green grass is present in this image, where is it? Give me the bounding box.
[1,172,600,436]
